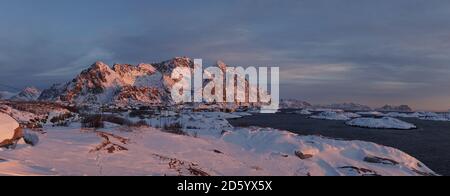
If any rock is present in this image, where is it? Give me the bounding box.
[0,113,23,148]
[23,130,39,146]
[376,105,413,112]
[213,149,223,154]
[339,166,380,176]
[280,99,312,109]
[364,156,399,165]
[295,151,313,160]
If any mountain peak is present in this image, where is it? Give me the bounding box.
[40,60,166,105]
[37,57,259,106]
[155,57,194,75]
[137,63,155,71]
[377,105,413,112]
[90,61,111,70]
[22,87,40,93]
[113,63,156,74]
[10,87,41,101]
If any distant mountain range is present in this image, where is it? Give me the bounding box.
[315,103,372,111]
[279,99,414,112]
[0,87,41,101]
[279,99,312,109]
[0,57,415,112]
[375,105,413,112]
[280,101,373,111]
[11,87,42,101]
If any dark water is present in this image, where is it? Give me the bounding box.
[229,113,450,176]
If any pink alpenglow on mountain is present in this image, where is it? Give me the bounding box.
[11,87,41,101]
[37,57,267,108]
[38,61,167,105]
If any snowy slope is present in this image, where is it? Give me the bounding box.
[310,111,361,121]
[38,57,268,110]
[346,117,417,130]
[384,112,420,118]
[10,87,41,101]
[0,118,435,176]
[383,112,450,122]
[356,111,384,116]
[39,61,166,106]
[417,112,450,122]
[0,101,75,128]
[295,109,312,115]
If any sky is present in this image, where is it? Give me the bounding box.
[1,0,450,111]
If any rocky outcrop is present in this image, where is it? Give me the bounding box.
[0,113,24,148]
[38,57,265,108]
[376,105,413,112]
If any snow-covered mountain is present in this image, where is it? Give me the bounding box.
[376,105,413,112]
[10,87,41,101]
[280,99,312,109]
[316,103,372,111]
[0,110,437,176]
[347,117,417,130]
[39,61,167,106]
[38,57,262,107]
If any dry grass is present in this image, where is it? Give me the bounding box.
[162,122,187,135]
[81,115,104,129]
[89,131,130,154]
[82,114,150,129]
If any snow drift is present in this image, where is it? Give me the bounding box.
[295,109,312,115]
[346,117,417,130]
[310,111,361,121]
[0,113,436,176]
[0,103,437,176]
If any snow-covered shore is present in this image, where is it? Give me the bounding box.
[310,111,361,121]
[346,117,417,130]
[0,111,436,176]
[294,108,450,127]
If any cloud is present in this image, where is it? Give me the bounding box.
[1,0,450,110]
[280,63,355,83]
[35,48,114,77]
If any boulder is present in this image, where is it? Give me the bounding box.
[0,113,23,148]
[23,130,39,146]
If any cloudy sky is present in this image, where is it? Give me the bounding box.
[1,0,450,110]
